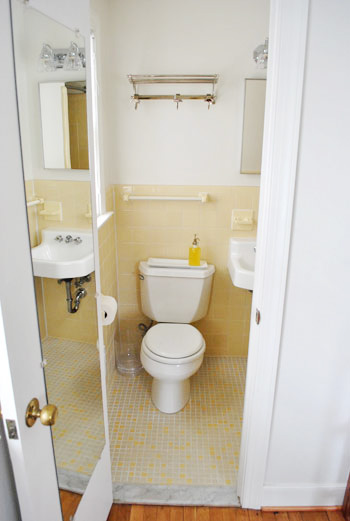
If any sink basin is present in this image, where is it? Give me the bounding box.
[227,237,256,290]
[31,229,94,279]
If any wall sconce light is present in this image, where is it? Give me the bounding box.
[63,42,83,71]
[253,38,269,69]
[38,43,57,72]
[39,42,86,72]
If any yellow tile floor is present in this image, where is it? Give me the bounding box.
[109,357,247,487]
[42,337,105,478]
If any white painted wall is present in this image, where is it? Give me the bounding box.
[102,0,269,187]
[263,0,350,506]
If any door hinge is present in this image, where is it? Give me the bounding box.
[255,308,261,325]
[6,419,19,440]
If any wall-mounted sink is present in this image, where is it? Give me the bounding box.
[31,229,94,279]
[227,237,256,290]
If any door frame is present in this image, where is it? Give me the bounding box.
[1,0,312,513]
[237,0,310,509]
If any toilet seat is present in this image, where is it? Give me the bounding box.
[145,324,203,358]
[142,324,205,365]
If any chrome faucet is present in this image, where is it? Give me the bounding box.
[74,237,82,244]
[55,235,63,242]
[65,235,73,243]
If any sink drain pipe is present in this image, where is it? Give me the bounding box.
[58,275,90,314]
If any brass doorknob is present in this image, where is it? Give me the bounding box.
[25,398,58,427]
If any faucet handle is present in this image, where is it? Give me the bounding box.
[55,235,63,242]
[74,237,82,244]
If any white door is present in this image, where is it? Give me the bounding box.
[0,2,112,520]
[0,3,62,519]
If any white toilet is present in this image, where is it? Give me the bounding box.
[139,258,215,414]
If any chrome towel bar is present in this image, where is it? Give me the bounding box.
[26,198,44,207]
[122,192,209,203]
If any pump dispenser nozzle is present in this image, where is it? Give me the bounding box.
[192,234,200,246]
[189,234,201,266]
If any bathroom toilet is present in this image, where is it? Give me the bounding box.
[139,258,215,414]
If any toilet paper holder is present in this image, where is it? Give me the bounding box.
[100,295,118,326]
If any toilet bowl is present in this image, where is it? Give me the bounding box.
[141,323,206,413]
[138,258,215,414]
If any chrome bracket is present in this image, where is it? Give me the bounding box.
[173,94,183,110]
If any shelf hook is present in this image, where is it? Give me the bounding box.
[205,94,214,110]
[173,94,183,110]
[131,95,140,110]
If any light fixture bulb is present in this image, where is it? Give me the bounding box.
[39,43,57,72]
[253,38,269,69]
[63,42,83,71]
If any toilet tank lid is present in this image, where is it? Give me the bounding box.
[148,257,208,269]
[139,259,215,278]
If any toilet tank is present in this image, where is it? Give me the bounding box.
[139,259,215,323]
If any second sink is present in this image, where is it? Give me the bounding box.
[227,237,256,290]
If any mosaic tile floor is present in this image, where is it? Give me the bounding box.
[108,357,246,488]
[42,337,105,484]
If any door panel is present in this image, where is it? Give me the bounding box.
[10,2,106,509]
[0,3,62,519]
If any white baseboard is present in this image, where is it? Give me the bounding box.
[262,483,346,507]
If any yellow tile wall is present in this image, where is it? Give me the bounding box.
[25,180,39,247]
[114,185,259,356]
[67,93,89,170]
[25,181,46,339]
[34,179,92,232]
[25,179,98,344]
[34,276,47,340]
[98,185,118,393]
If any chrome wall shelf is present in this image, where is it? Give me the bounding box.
[128,74,219,110]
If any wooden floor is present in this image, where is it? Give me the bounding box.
[60,492,345,521]
[106,507,345,521]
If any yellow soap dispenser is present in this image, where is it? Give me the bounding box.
[189,234,201,266]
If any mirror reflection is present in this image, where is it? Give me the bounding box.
[39,80,89,170]
[11,3,104,515]
[240,78,266,175]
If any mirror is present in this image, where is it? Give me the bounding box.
[11,3,104,517]
[240,78,266,174]
[12,1,88,176]
[40,80,89,170]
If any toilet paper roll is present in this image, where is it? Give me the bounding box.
[101,295,118,326]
